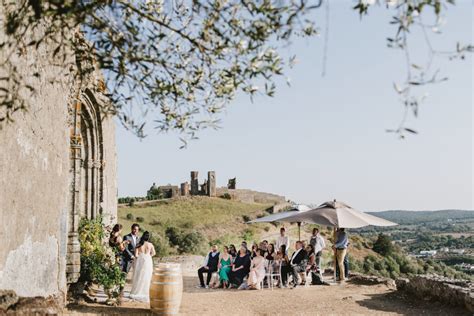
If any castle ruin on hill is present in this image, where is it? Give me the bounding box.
[146,171,287,205]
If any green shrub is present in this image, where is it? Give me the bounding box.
[220,193,232,200]
[373,233,394,256]
[179,231,206,254]
[165,226,182,246]
[264,226,270,232]
[149,234,171,257]
[136,216,144,223]
[242,215,251,222]
[126,213,133,220]
[78,217,125,301]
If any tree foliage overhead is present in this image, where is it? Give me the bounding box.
[1,0,320,141]
[0,0,471,143]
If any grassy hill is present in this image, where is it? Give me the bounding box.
[118,196,278,255]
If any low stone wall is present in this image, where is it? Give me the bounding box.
[396,274,473,312]
[216,188,286,204]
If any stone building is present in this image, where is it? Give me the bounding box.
[0,20,117,304]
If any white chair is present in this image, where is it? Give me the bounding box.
[266,260,282,290]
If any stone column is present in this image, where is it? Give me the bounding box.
[181,182,190,196]
[208,171,216,197]
[190,171,199,195]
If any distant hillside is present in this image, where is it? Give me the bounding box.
[368,210,474,225]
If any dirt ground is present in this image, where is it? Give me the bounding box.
[66,274,470,316]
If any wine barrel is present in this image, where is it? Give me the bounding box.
[150,263,183,315]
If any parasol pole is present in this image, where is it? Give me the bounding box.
[333,226,337,282]
[297,222,301,241]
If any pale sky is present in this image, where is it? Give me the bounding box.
[116,1,473,211]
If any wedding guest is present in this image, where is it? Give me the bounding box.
[228,244,237,259]
[197,245,220,288]
[305,244,317,275]
[250,243,258,259]
[123,223,140,272]
[332,228,348,282]
[247,249,266,290]
[278,245,290,288]
[276,227,290,254]
[266,243,276,261]
[288,241,307,288]
[241,241,251,255]
[218,246,232,289]
[109,224,124,249]
[336,242,350,280]
[230,245,251,287]
[309,228,326,273]
[130,231,155,301]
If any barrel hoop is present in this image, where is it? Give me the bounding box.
[152,281,181,285]
[150,298,180,302]
[154,273,181,277]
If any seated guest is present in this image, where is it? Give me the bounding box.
[266,243,276,261]
[230,245,251,287]
[241,241,251,255]
[218,246,232,289]
[247,249,266,290]
[250,243,258,259]
[228,244,237,260]
[278,245,291,288]
[197,245,220,288]
[288,241,307,288]
[305,244,317,275]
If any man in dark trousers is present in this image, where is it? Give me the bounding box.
[197,245,220,288]
[122,223,140,273]
[288,241,307,288]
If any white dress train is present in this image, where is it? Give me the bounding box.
[130,253,153,302]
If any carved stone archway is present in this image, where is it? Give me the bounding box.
[66,89,105,283]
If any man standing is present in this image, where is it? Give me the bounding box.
[276,227,290,254]
[122,223,140,273]
[197,245,220,288]
[309,228,326,274]
[332,228,348,282]
[288,241,306,288]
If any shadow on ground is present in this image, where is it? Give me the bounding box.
[356,291,471,316]
[67,303,152,315]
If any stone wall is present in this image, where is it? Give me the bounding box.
[0,13,116,302]
[216,188,286,204]
[396,274,473,312]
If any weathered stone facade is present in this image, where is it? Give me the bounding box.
[0,16,116,302]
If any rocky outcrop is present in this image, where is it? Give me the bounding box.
[348,272,396,288]
[396,274,473,312]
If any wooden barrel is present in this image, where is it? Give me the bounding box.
[150,263,183,315]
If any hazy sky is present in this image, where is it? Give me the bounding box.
[116,2,473,211]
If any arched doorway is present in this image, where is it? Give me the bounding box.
[66,89,104,283]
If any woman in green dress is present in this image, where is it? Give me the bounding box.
[218,246,232,289]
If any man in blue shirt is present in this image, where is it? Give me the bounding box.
[332,228,348,282]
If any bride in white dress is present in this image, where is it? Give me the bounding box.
[130,231,156,302]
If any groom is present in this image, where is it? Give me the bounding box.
[122,223,140,273]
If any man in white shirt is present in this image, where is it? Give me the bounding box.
[123,223,141,272]
[309,228,325,273]
[276,227,290,254]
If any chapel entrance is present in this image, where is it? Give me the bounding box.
[66,90,105,283]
